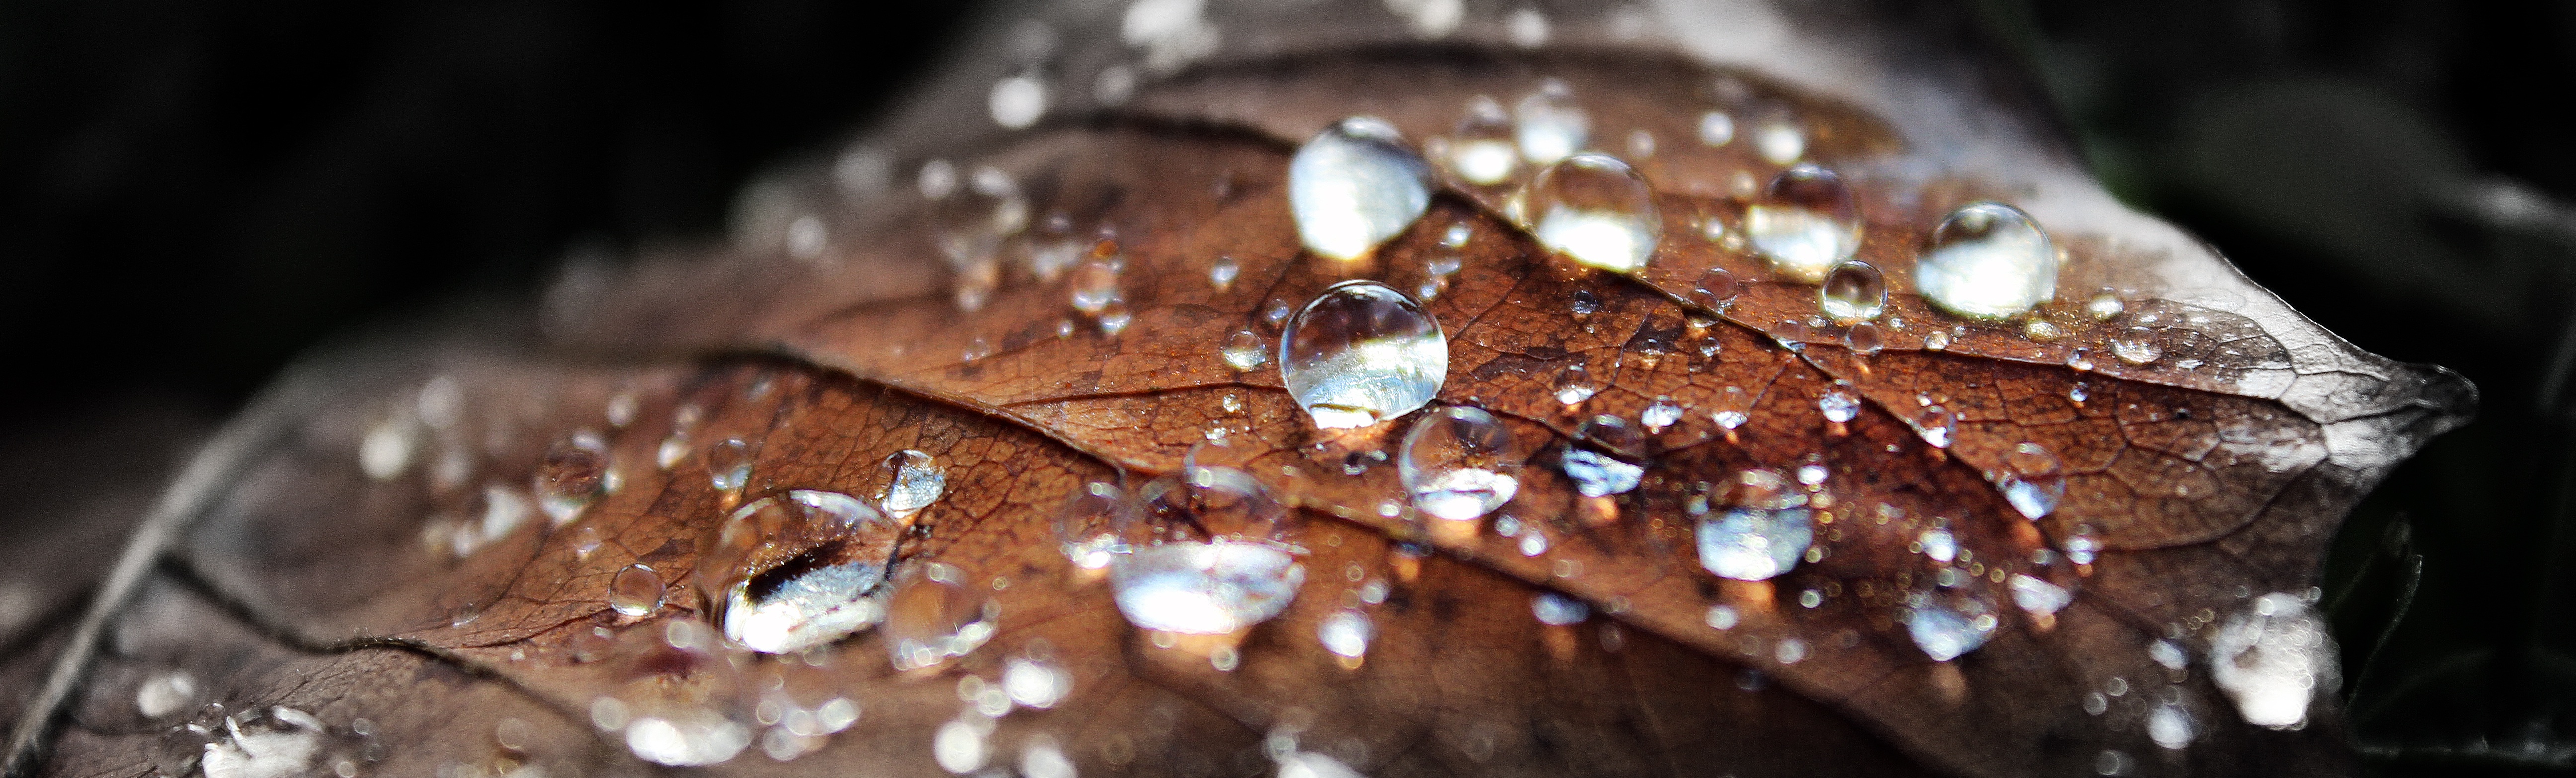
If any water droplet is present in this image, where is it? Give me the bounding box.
[704,490,902,654]
[1003,657,1073,710]
[2007,573,2072,615]
[1712,386,1753,431]
[1696,502,1813,581]
[1280,280,1447,429]
[1818,260,1886,322]
[2210,593,2337,728]
[1904,593,1996,661]
[1745,164,1860,283]
[1691,268,1743,311]
[1514,79,1586,164]
[1520,153,1660,274]
[135,670,197,720]
[1110,540,1305,634]
[1916,201,2056,319]
[536,433,611,525]
[1641,397,1684,433]
[873,450,946,520]
[1752,116,1805,164]
[1842,322,1885,356]
[2086,293,2125,320]
[1055,481,1135,570]
[932,718,986,774]
[989,73,1047,129]
[1203,329,1268,374]
[604,563,666,617]
[1318,610,1373,659]
[1999,442,2066,519]
[1569,289,1602,318]
[886,562,996,672]
[1923,329,1951,351]
[1775,638,1810,664]
[1562,415,1646,497]
[1532,592,1589,625]
[1551,364,1597,406]
[1446,96,1519,186]
[1289,117,1434,261]
[1913,405,1957,448]
[1398,406,1519,522]
[1704,605,1739,629]
[705,439,752,494]
[1698,111,1735,146]
[2147,704,2196,749]
[1817,384,1861,423]
[198,707,330,778]
[359,415,416,481]
[2111,330,2163,365]
[2150,638,2190,670]
[1918,528,1958,563]
[933,167,1030,270]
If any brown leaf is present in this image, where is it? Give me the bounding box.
[7,1,2472,778]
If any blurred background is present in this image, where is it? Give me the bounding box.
[0,1,2567,774]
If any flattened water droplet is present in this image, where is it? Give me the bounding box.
[1746,164,1860,283]
[1818,260,1886,322]
[874,450,947,520]
[1917,201,2056,319]
[2087,293,2126,320]
[1110,541,1305,634]
[610,564,665,617]
[1398,406,1519,521]
[1551,364,1597,406]
[1999,442,2066,519]
[2111,329,2164,365]
[1289,117,1434,261]
[1055,481,1135,570]
[1923,329,1951,350]
[537,432,612,525]
[1446,95,1519,186]
[1562,415,1645,497]
[2210,592,2337,728]
[705,438,751,494]
[704,490,901,654]
[1514,79,1587,165]
[1280,280,1447,429]
[885,562,996,672]
[1532,592,1589,625]
[1905,593,1997,661]
[1520,153,1660,274]
[1317,610,1373,659]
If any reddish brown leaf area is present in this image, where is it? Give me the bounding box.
[7,2,2470,778]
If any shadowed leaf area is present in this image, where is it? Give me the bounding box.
[0,1,2473,777]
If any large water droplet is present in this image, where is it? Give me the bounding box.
[2210,592,2337,728]
[1317,609,1373,659]
[1904,593,1997,661]
[705,438,752,494]
[1916,201,2056,319]
[537,432,611,525]
[1398,406,1519,521]
[1109,540,1305,635]
[1288,117,1433,261]
[1447,95,1519,186]
[1818,260,1886,323]
[610,564,665,617]
[702,490,901,654]
[1280,280,1447,429]
[1562,415,1645,497]
[1514,79,1588,165]
[1055,481,1135,570]
[1521,153,1660,274]
[885,562,996,672]
[1745,164,1860,283]
[1999,442,2066,519]
[874,450,947,520]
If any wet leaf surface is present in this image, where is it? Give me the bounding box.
[4,1,2472,777]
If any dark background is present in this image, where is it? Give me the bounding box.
[2,1,2569,774]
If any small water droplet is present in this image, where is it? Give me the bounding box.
[1704,605,1739,629]
[610,564,665,617]
[1752,115,1805,164]
[874,450,947,520]
[1745,164,1860,283]
[1207,255,1242,291]
[1913,405,1957,448]
[1692,268,1743,311]
[1289,117,1434,261]
[1280,281,1447,429]
[1817,385,1861,423]
[2111,330,2163,365]
[1513,79,1586,164]
[1641,397,1684,433]
[2000,442,2066,519]
[1819,260,1886,322]
[1923,329,1951,350]
[2087,293,2125,320]
[1569,289,1602,318]
[1562,415,1646,497]
[135,670,197,720]
[1698,111,1735,146]
[1551,364,1597,406]
[988,72,1047,129]
[1220,329,1270,372]
[1399,406,1519,521]
[1905,593,1997,661]
[2067,349,2095,372]
[1532,592,1588,625]
[1445,96,1519,186]
[1917,201,2056,319]
[1712,386,1753,431]
[2008,573,2073,615]
[1520,153,1660,274]
[359,415,417,481]
[886,562,996,672]
[537,433,612,525]
[1055,481,1134,570]
[932,167,1030,270]
[2210,592,2337,729]
[705,439,752,494]
[1317,610,1374,659]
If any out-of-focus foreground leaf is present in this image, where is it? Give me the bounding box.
[3,1,2472,777]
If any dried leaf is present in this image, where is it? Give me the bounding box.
[7,1,2472,778]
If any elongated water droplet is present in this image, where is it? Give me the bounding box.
[874,450,947,520]
[1055,481,1135,570]
[1220,329,1269,372]
[885,562,996,672]
[610,564,665,617]
[1110,540,1305,634]
[1999,442,2066,519]
[703,490,901,654]
[1446,95,1519,186]
[537,432,612,525]
[1905,593,1997,661]
[1514,79,1588,165]
[1398,406,1518,521]
[1521,153,1660,274]
[1561,415,1645,497]
[705,438,752,494]
[1745,164,1860,283]
[1318,610,1374,659]
[1280,280,1447,429]
[1288,117,1433,261]
[2210,593,2338,728]
[1916,201,2057,319]
[1818,260,1886,322]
